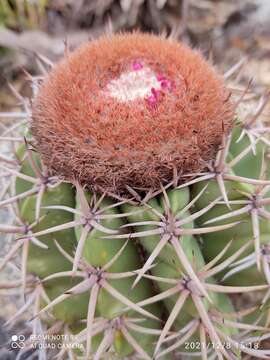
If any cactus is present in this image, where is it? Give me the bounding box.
[1,33,270,359]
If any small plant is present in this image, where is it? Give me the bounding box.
[1,32,270,359]
[0,0,47,30]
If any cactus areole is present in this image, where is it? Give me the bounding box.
[32,33,234,195]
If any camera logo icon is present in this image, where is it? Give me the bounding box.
[11,335,25,349]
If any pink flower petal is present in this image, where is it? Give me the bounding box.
[132,61,143,71]
[157,73,166,82]
[147,95,158,107]
[151,88,161,98]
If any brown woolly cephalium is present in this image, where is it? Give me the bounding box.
[32,32,234,195]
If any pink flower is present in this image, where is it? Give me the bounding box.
[157,73,173,91]
[132,61,143,71]
[146,87,161,107]
[157,73,166,81]
[147,94,158,107]
[151,87,161,98]
[161,79,172,90]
